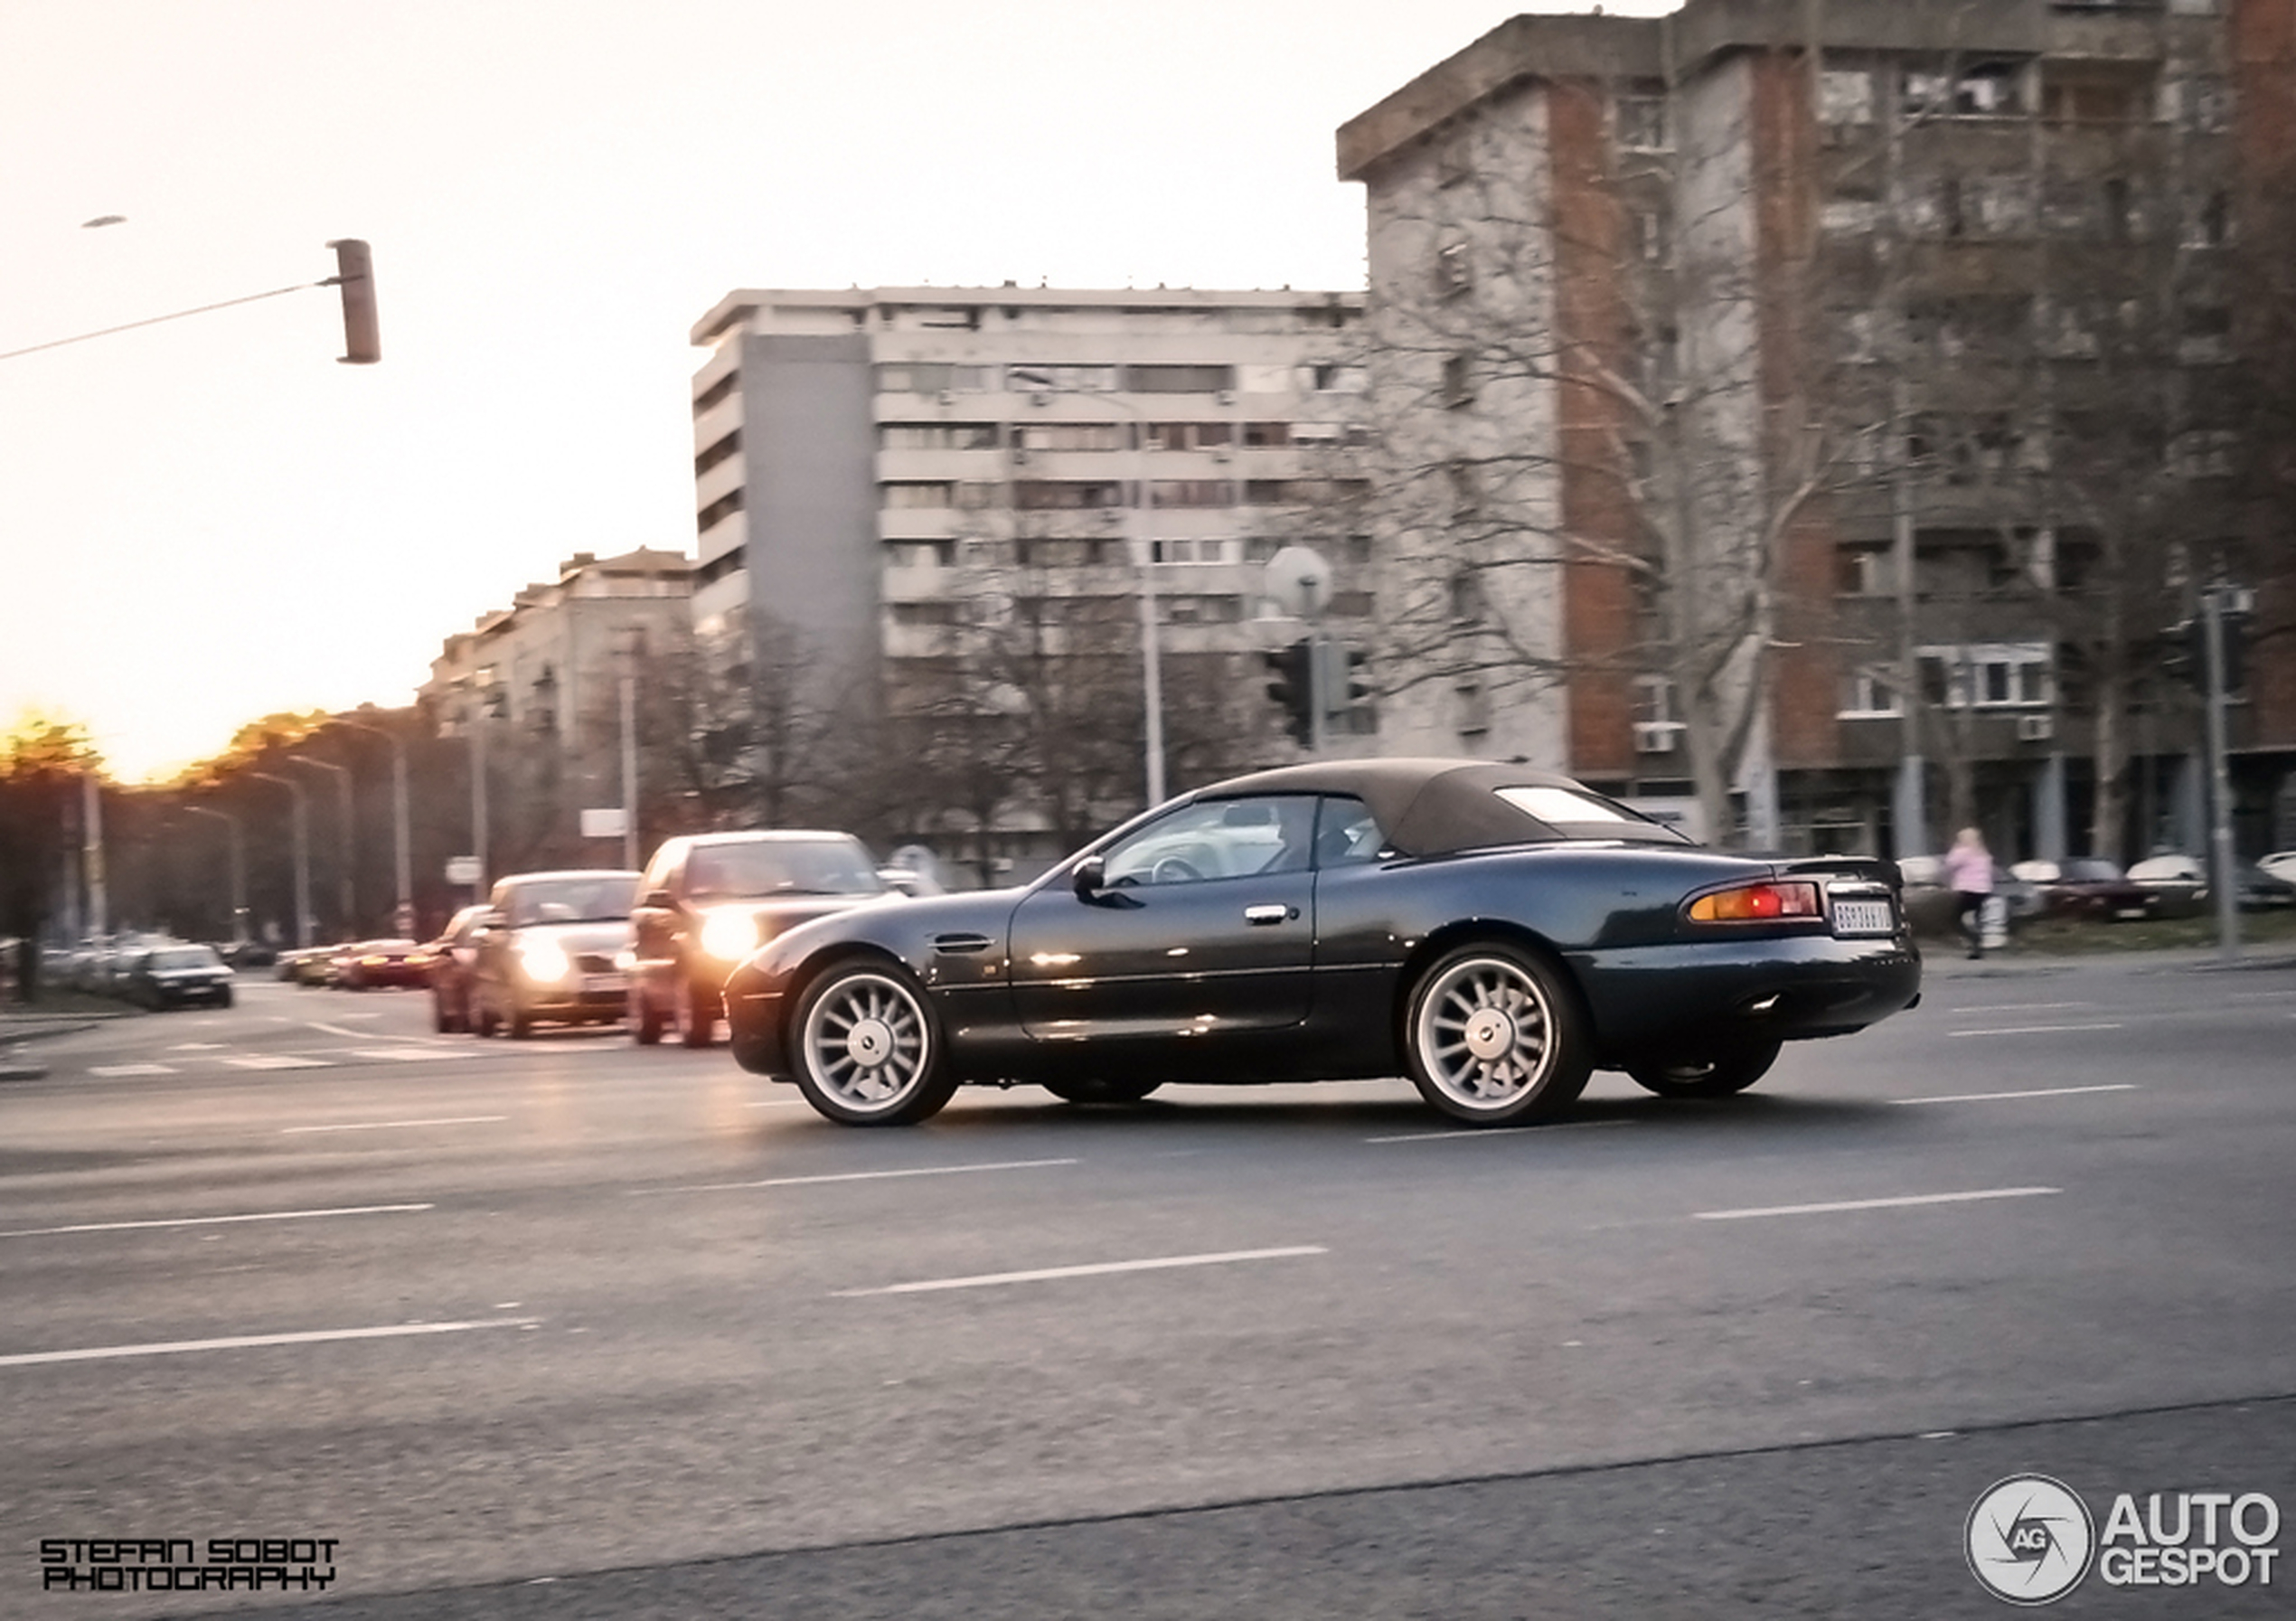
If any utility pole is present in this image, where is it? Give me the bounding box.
[249,772,312,948]
[2201,584,2240,963]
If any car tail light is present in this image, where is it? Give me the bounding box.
[1688,881,1821,923]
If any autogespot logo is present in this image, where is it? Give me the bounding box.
[1967,1475,2096,1606]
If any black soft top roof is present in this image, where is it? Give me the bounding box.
[1193,758,1690,857]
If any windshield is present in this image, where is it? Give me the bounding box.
[2061,859,2125,882]
[503,875,639,926]
[686,839,884,900]
[148,947,222,971]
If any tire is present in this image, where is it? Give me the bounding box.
[218,987,234,1008]
[433,992,464,1034]
[674,977,717,1049]
[1041,1077,1163,1106]
[631,984,664,1045]
[790,962,956,1126]
[1624,1036,1783,1099]
[472,996,499,1038]
[507,1004,534,1041]
[1402,942,1592,1126]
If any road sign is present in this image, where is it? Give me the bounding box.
[446,856,482,887]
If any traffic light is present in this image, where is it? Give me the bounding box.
[326,238,380,364]
[1321,644,1374,730]
[1263,640,1313,746]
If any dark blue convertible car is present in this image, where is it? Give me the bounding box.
[725,759,1921,1127]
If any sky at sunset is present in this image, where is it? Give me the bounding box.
[0,0,1676,782]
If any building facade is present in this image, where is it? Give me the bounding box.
[419,548,693,872]
[685,286,1373,875]
[1341,0,2296,859]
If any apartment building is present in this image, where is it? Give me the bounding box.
[1341,0,2296,859]
[419,548,693,870]
[685,286,1372,870]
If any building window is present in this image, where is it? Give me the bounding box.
[1905,62,2026,120]
[1435,240,1472,299]
[1455,680,1491,737]
[1835,545,1898,597]
[694,550,745,589]
[1142,421,1234,451]
[1013,480,1124,510]
[874,363,997,395]
[1122,364,1235,394]
[1916,644,2054,710]
[1821,69,1876,126]
[1839,669,1904,719]
[1614,90,1669,152]
[1442,353,1474,409]
[697,488,744,532]
[1309,363,1368,393]
[692,372,738,417]
[694,430,741,477]
[1146,480,1236,509]
[1013,422,1124,452]
[881,481,955,509]
[1009,363,1119,392]
[880,422,1001,450]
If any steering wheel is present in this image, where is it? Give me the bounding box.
[1149,856,1205,884]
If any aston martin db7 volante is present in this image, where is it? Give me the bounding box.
[724,759,1922,1127]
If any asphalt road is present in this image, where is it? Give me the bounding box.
[1,957,2291,1619]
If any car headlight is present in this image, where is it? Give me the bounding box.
[517,941,572,983]
[700,909,760,961]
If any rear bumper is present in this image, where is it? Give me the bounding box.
[1574,933,1922,1057]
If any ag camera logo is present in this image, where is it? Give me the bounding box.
[1967,1475,2094,1606]
[1966,1476,2283,1605]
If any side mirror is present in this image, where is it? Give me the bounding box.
[1072,855,1106,899]
[476,909,508,931]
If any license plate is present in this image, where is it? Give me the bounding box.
[581,975,624,994]
[1830,898,1895,937]
[2113,906,2147,920]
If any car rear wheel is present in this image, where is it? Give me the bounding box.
[792,963,955,1126]
[1624,1036,1782,1099]
[631,985,664,1045]
[1404,943,1591,1126]
[472,997,499,1038]
[675,978,716,1049]
[507,1004,534,1040]
[1040,1077,1163,1106]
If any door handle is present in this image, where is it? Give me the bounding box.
[1244,904,1294,925]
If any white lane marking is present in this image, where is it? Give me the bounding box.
[307,1019,381,1034]
[1959,1002,2092,1013]
[634,1157,1077,1195]
[1365,1119,1636,1145]
[90,1063,175,1077]
[1694,1187,2059,1221]
[346,1047,463,1062]
[222,1053,330,1070]
[281,1117,506,1135]
[836,1246,1328,1297]
[0,1203,434,1239]
[1947,1023,2123,1038]
[0,1317,541,1369]
[167,1042,226,1051]
[1893,1084,2137,1106]
[747,1098,810,1108]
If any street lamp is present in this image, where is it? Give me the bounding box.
[248,771,312,948]
[1009,367,1167,807]
[288,754,355,936]
[182,803,247,946]
[328,715,411,937]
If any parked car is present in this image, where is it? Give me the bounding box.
[468,870,642,1039]
[2232,857,2296,909]
[630,832,894,1049]
[2013,858,2159,921]
[1895,856,2043,940]
[122,942,235,1010]
[2126,853,2210,919]
[336,938,430,990]
[426,904,492,1033]
[2260,851,2296,888]
[724,759,1922,1127]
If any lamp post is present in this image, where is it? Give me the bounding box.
[1010,367,1166,807]
[614,629,641,870]
[330,716,411,937]
[248,771,312,948]
[288,755,356,936]
[182,803,247,945]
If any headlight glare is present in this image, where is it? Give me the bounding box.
[518,941,572,982]
[700,910,760,960]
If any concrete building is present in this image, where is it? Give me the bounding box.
[419,547,693,871]
[685,286,1373,871]
[1340,0,2296,859]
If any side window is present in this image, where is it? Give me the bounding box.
[1102,796,1319,886]
[1313,796,1387,867]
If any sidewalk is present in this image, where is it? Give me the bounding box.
[0,1003,134,1081]
[1921,940,2296,979]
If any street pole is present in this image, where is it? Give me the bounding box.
[619,666,639,870]
[2201,585,2240,963]
[249,771,312,948]
[333,718,411,934]
[182,804,246,945]
[290,755,355,936]
[81,772,108,938]
[469,702,490,897]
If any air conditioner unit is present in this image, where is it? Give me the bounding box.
[1211,447,1232,461]
[1217,389,1237,405]
[937,390,956,406]
[2017,713,2054,741]
[1012,448,1030,465]
[1633,721,1679,754]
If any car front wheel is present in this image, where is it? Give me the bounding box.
[1404,943,1591,1126]
[674,977,717,1049]
[792,963,955,1126]
[1624,1036,1782,1099]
